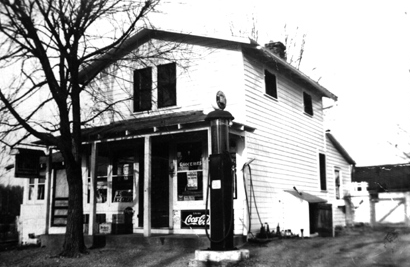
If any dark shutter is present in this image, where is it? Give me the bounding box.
[319,153,327,190]
[133,67,152,112]
[158,63,176,108]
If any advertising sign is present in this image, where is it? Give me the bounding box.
[181,210,209,229]
[186,171,198,190]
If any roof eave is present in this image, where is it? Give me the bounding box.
[242,46,338,101]
[326,132,356,165]
[78,28,256,84]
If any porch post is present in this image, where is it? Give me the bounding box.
[44,147,52,234]
[89,142,98,235]
[144,136,152,237]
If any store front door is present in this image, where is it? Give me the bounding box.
[151,142,170,228]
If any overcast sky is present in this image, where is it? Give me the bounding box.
[153,0,410,166]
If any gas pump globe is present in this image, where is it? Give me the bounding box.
[205,91,235,251]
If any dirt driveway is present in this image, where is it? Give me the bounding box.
[1,226,409,267]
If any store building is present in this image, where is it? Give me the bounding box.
[15,28,355,244]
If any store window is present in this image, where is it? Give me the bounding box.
[87,153,135,204]
[96,156,109,203]
[177,142,203,201]
[112,156,134,202]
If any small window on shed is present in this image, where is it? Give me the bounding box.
[303,92,313,116]
[264,70,277,99]
[335,169,340,199]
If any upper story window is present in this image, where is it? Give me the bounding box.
[264,69,277,99]
[303,92,313,116]
[158,62,177,108]
[133,63,177,112]
[133,67,152,112]
[319,153,327,191]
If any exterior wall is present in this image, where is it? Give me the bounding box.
[242,54,327,233]
[325,135,353,228]
[19,178,49,244]
[20,204,46,244]
[17,34,351,238]
[347,182,371,225]
[280,191,310,237]
[87,37,246,126]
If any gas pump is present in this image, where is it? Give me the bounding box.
[205,91,235,251]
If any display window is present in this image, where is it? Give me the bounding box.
[112,156,134,202]
[96,156,109,203]
[177,142,203,201]
[87,153,135,204]
[87,156,109,203]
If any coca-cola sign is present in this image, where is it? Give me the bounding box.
[181,210,209,229]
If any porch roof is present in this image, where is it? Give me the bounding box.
[284,190,327,203]
[81,110,255,142]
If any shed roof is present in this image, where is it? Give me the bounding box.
[284,190,327,203]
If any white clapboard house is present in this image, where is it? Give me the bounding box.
[15,28,355,244]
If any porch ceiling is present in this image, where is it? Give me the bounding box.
[81,110,255,142]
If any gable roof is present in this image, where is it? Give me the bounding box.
[326,132,356,165]
[79,28,337,101]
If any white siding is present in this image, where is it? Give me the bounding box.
[242,54,327,232]
[85,37,246,126]
[325,135,353,227]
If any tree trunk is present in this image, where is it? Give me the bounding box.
[60,159,86,257]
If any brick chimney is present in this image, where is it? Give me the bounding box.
[264,41,287,60]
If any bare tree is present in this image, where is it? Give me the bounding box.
[229,20,307,69]
[388,124,410,161]
[282,24,307,69]
[0,0,163,257]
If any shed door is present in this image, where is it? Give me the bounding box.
[310,203,333,237]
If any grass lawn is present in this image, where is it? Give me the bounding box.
[1,226,409,267]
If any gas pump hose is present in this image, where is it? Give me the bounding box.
[242,161,263,237]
